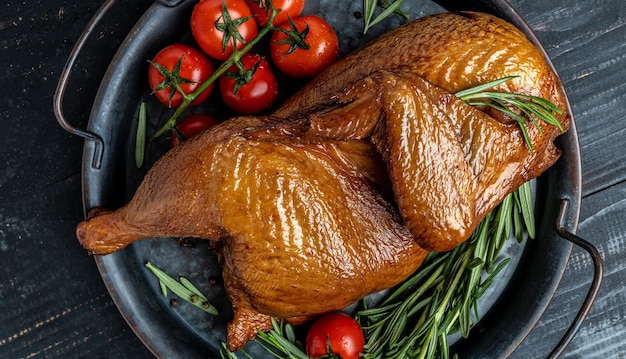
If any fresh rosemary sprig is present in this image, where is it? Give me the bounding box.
[362,0,410,34]
[145,261,218,315]
[455,76,564,152]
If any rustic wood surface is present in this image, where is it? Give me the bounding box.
[1,0,624,358]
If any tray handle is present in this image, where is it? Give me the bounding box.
[53,0,191,170]
[53,0,120,170]
[548,199,604,358]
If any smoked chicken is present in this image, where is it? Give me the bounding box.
[75,12,569,351]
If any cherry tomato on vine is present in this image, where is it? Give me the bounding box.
[244,0,305,26]
[148,44,215,108]
[219,53,278,114]
[171,114,220,147]
[191,0,258,61]
[270,15,339,78]
[305,312,365,359]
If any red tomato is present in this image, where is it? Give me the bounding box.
[305,312,365,359]
[191,0,258,61]
[270,15,339,78]
[244,0,305,26]
[171,114,219,147]
[148,44,214,108]
[219,53,278,114]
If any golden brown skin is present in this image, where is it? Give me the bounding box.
[215,138,428,348]
[76,12,569,350]
[275,11,566,120]
[302,70,567,252]
[78,121,429,350]
[268,11,569,251]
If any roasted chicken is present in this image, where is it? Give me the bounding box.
[76,12,569,350]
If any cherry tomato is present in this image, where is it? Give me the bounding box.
[244,0,305,26]
[148,44,215,108]
[191,0,258,61]
[305,312,365,359]
[219,53,278,114]
[171,114,219,147]
[270,15,339,78]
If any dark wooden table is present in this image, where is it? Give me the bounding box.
[1,0,624,357]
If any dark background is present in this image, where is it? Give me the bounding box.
[1,0,625,358]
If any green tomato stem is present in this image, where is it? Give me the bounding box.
[152,9,280,140]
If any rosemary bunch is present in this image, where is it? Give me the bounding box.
[356,182,534,359]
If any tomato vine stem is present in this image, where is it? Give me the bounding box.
[152,2,282,139]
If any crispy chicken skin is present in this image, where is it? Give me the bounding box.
[244,68,566,255]
[79,120,429,350]
[76,12,569,350]
[275,11,566,120]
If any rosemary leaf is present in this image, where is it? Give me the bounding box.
[475,99,534,151]
[517,181,536,239]
[219,342,254,359]
[479,258,511,295]
[513,203,526,243]
[284,321,298,343]
[158,279,168,297]
[467,258,484,269]
[439,332,449,359]
[489,195,513,266]
[363,0,377,32]
[220,342,240,359]
[454,76,518,97]
[180,276,208,300]
[134,102,147,168]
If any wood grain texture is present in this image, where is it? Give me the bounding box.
[512,182,626,358]
[513,0,626,196]
[0,0,624,358]
[0,1,154,358]
[510,0,626,357]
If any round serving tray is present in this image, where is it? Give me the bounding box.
[54,0,602,358]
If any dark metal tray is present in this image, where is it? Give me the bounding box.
[54,0,603,357]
